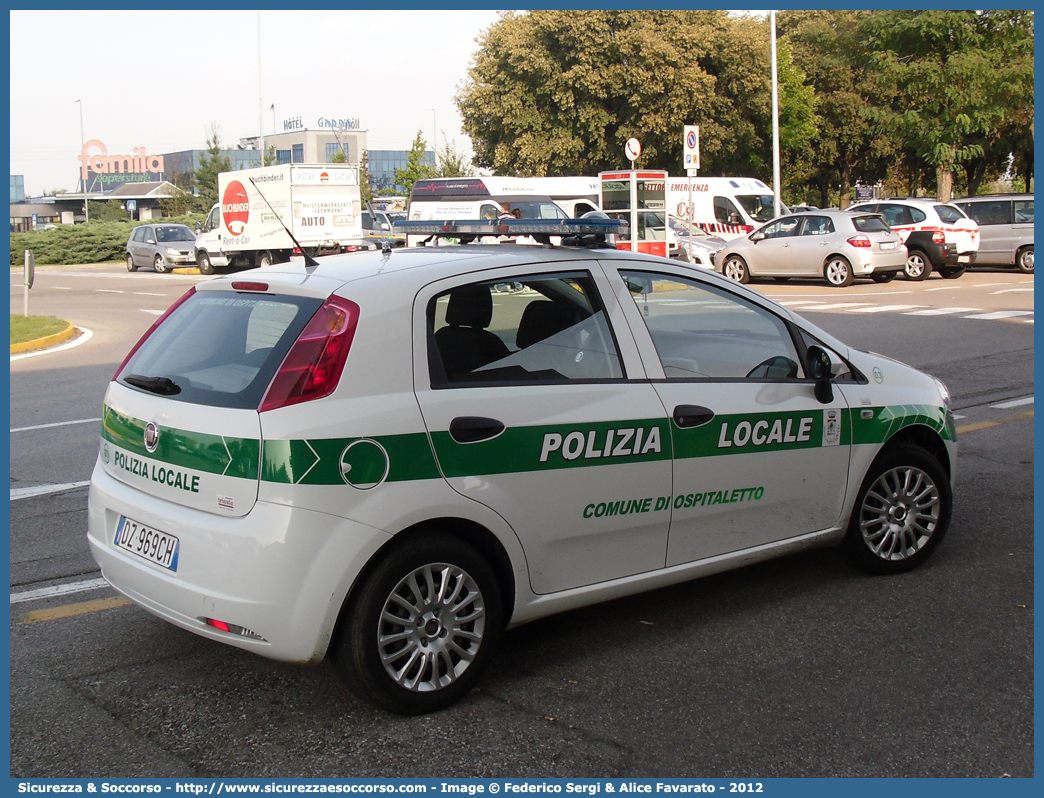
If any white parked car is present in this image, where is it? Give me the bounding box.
[88,218,957,714]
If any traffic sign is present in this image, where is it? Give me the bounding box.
[625,138,642,162]
[683,125,700,173]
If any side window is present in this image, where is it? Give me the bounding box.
[934,204,966,224]
[1014,200,1034,223]
[800,216,834,236]
[428,272,624,386]
[620,270,803,380]
[574,201,598,217]
[132,227,146,243]
[714,196,741,225]
[877,204,908,226]
[908,206,927,223]
[761,217,800,239]
[204,207,219,232]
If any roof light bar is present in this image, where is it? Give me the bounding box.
[392,218,628,237]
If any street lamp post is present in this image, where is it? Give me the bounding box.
[75,99,88,223]
[431,108,437,164]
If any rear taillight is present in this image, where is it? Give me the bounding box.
[259,295,360,412]
[846,235,872,248]
[112,286,197,380]
[932,230,946,244]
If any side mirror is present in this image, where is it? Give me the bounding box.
[194,222,201,233]
[750,231,765,242]
[806,345,842,404]
[729,213,742,225]
[145,237,156,245]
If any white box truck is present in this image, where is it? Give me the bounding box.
[193,164,373,273]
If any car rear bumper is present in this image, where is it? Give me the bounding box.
[87,460,392,662]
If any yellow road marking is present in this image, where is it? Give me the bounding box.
[956,410,1033,434]
[21,595,133,624]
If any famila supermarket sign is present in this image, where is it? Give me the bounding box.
[78,139,165,192]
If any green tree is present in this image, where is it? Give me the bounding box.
[434,135,476,178]
[85,200,132,222]
[394,131,435,195]
[330,146,373,204]
[158,171,197,216]
[775,37,819,201]
[860,10,1033,201]
[195,124,234,211]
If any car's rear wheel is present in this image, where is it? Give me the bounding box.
[126,254,136,272]
[843,444,951,575]
[903,250,932,281]
[871,271,897,283]
[824,255,854,287]
[722,255,750,284]
[197,251,214,275]
[331,534,503,715]
[937,265,966,279]
[258,251,273,268]
[153,254,170,274]
[1017,246,1033,273]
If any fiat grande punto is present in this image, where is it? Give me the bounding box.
[88,218,956,714]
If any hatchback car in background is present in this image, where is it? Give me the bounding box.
[951,194,1033,273]
[126,224,197,273]
[847,199,979,280]
[669,215,727,268]
[716,210,907,286]
[88,217,955,715]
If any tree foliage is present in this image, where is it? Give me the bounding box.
[195,124,234,210]
[394,131,436,196]
[434,135,476,178]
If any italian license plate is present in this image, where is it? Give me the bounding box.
[880,241,897,250]
[958,255,970,263]
[115,516,180,571]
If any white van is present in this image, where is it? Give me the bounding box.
[665,177,787,240]
[408,177,600,221]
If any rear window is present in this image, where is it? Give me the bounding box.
[852,215,890,233]
[117,290,323,409]
[934,205,966,223]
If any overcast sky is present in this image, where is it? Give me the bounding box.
[9,9,504,196]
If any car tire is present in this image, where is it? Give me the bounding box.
[937,265,966,279]
[258,251,273,268]
[824,255,854,287]
[331,533,503,715]
[903,250,932,281]
[722,255,750,284]
[842,443,951,575]
[871,272,897,283]
[1016,246,1033,273]
[126,253,136,272]
[153,254,170,274]
[197,251,214,275]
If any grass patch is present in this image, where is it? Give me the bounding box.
[10,315,69,345]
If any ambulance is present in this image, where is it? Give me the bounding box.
[88,217,955,715]
[666,176,787,239]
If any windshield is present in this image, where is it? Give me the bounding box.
[155,226,196,242]
[735,194,788,223]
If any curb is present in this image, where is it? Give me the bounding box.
[171,267,202,275]
[10,321,76,355]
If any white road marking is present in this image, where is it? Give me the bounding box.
[801,302,873,310]
[95,289,124,293]
[848,304,923,313]
[10,481,91,501]
[991,288,1034,294]
[963,310,1034,320]
[11,417,100,433]
[141,309,165,316]
[54,286,72,290]
[10,577,111,605]
[133,292,166,296]
[970,282,1008,288]
[990,397,1033,409]
[926,285,964,292]
[10,327,94,362]
[952,414,966,420]
[903,307,979,316]
[777,301,826,307]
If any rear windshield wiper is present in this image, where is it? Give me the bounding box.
[123,374,182,395]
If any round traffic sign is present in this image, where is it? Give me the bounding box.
[625,138,642,162]
[686,130,697,149]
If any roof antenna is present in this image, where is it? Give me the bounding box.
[248,177,321,268]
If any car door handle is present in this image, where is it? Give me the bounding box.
[449,416,505,443]
[673,405,715,429]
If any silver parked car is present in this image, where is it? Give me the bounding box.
[716,211,907,287]
[126,224,197,274]
[951,194,1033,273]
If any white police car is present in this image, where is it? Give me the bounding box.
[88,218,956,715]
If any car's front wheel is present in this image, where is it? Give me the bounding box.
[126,253,136,272]
[722,255,750,284]
[1017,246,1033,273]
[843,444,951,575]
[903,250,932,281]
[824,255,854,287]
[331,533,503,715]
[153,254,170,274]
[197,251,214,275]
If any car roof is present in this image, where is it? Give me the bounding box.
[953,193,1033,201]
